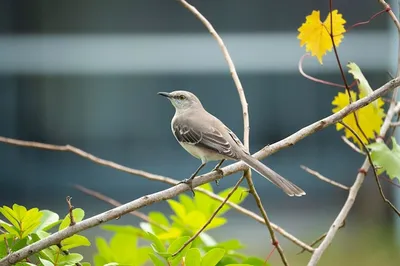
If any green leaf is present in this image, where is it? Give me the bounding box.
[136,246,152,266]
[36,210,59,232]
[167,236,191,255]
[0,221,19,236]
[167,200,186,219]
[39,258,55,266]
[185,248,201,266]
[167,236,192,266]
[149,253,166,266]
[242,257,269,266]
[59,208,85,231]
[95,238,114,262]
[12,204,27,221]
[226,264,253,266]
[178,194,196,212]
[81,263,91,266]
[194,184,215,215]
[149,212,170,235]
[147,232,166,253]
[15,263,38,266]
[214,239,244,251]
[347,62,378,109]
[367,137,400,181]
[101,225,145,236]
[201,248,226,266]
[57,253,83,265]
[20,208,43,238]
[0,206,20,230]
[61,234,91,250]
[109,233,138,263]
[217,186,248,215]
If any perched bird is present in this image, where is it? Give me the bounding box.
[158,90,305,197]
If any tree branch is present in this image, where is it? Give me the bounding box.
[0,78,398,265]
[300,165,349,190]
[308,102,400,266]
[178,0,288,264]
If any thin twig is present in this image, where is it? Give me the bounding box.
[390,121,400,126]
[171,174,246,257]
[297,221,346,255]
[75,185,169,232]
[340,121,400,216]
[246,170,288,265]
[56,244,82,266]
[298,53,356,89]
[341,136,366,155]
[327,0,369,144]
[176,0,249,148]
[308,103,400,266]
[1,80,399,266]
[378,0,400,33]
[65,196,75,226]
[178,0,287,264]
[300,165,349,190]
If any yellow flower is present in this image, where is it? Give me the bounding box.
[298,10,346,64]
[332,91,385,147]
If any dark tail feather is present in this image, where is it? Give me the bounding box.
[240,154,306,197]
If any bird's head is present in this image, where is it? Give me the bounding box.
[158,90,203,111]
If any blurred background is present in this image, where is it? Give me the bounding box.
[0,0,399,265]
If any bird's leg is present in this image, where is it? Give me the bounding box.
[213,159,225,185]
[177,163,206,196]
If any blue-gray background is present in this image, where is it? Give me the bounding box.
[0,0,399,265]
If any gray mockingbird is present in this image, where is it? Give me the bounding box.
[158,90,305,197]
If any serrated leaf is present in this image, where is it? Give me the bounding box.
[297,10,346,64]
[217,186,248,215]
[147,232,166,253]
[61,234,91,250]
[36,210,59,232]
[201,248,225,266]
[57,253,83,265]
[59,208,85,231]
[149,254,166,266]
[367,137,400,181]
[185,248,201,266]
[347,62,378,110]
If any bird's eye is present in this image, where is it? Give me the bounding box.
[179,95,185,100]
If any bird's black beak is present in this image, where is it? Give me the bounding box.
[157,92,171,98]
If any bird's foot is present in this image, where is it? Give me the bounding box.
[177,178,195,196]
[213,168,224,186]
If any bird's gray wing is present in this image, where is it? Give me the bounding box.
[173,121,244,159]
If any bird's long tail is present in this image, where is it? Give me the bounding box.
[240,154,306,197]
